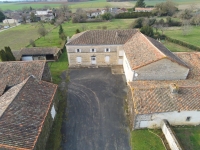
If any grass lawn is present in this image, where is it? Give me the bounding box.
[131,129,165,150]
[48,47,68,84]
[0,23,55,50]
[161,40,194,52]
[163,26,200,48]
[1,0,200,11]
[35,19,135,47]
[173,125,200,150]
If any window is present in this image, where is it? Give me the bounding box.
[186,117,191,121]
[90,48,96,52]
[75,49,81,53]
[105,48,110,52]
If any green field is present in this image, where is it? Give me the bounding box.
[173,126,200,150]
[34,19,135,47]
[1,0,200,11]
[0,23,55,50]
[131,129,165,150]
[162,40,194,52]
[164,26,200,48]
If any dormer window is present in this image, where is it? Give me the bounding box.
[76,49,81,53]
[105,48,110,52]
[90,48,96,52]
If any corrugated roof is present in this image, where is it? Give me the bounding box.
[66,29,138,45]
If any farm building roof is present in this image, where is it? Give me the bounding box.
[0,76,57,150]
[66,29,138,45]
[123,32,188,70]
[20,47,60,56]
[0,61,46,96]
[128,79,200,114]
[174,52,200,80]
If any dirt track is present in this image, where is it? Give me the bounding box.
[62,68,131,150]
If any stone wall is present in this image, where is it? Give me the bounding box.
[33,91,59,150]
[42,63,52,82]
[66,45,121,67]
[133,58,189,81]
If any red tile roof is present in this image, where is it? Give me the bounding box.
[123,32,188,70]
[0,61,46,96]
[67,29,138,45]
[174,52,200,80]
[0,76,57,150]
[128,80,200,114]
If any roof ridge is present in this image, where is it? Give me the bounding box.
[140,33,166,58]
[0,77,29,118]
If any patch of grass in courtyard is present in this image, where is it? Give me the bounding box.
[161,40,194,52]
[163,26,200,48]
[173,125,200,150]
[48,47,68,84]
[131,129,166,150]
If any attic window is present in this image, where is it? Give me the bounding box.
[90,48,96,52]
[3,85,13,94]
[76,49,81,53]
[186,117,191,121]
[105,48,110,52]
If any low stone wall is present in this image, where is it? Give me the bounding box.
[161,120,183,150]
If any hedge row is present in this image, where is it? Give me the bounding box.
[115,12,152,19]
[164,35,200,51]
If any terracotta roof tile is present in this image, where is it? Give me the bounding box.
[0,61,46,96]
[0,76,57,150]
[123,32,188,69]
[20,47,60,56]
[174,52,200,80]
[129,80,200,114]
[67,29,138,45]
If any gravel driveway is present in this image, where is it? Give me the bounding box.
[62,67,131,150]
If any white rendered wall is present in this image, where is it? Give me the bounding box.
[123,53,134,82]
[136,111,200,129]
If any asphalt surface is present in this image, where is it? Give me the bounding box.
[62,68,131,150]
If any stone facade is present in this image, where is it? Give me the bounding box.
[66,45,123,67]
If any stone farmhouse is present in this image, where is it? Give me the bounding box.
[66,29,200,130]
[0,61,58,150]
[135,7,154,12]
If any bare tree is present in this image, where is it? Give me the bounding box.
[38,27,48,39]
[182,20,192,36]
[191,14,200,26]
[105,5,110,13]
[57,4,71,22]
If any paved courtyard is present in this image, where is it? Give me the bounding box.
[62,67,131,150]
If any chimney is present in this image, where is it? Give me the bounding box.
[169,83,179,94]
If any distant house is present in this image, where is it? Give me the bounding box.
[0,61,57,149]
[135,7,154,12]
[3,18,19,24]
[35,9,54,21]
[86,9,102,18]
[19,47,61,61]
